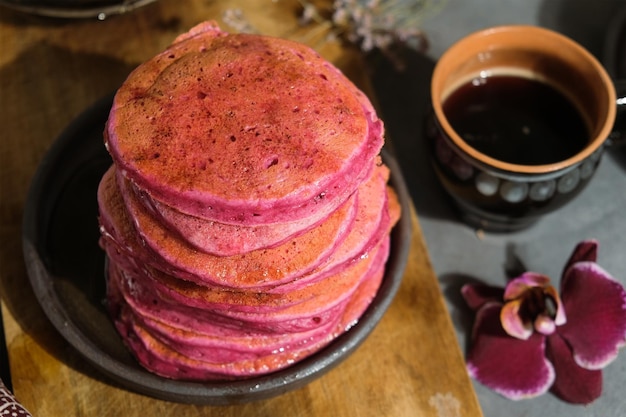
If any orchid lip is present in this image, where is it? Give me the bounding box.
[500,275,565,339]
[534,315,556,335]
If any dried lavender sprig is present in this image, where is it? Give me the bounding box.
[300,0,444,53]
[222,8,258,34]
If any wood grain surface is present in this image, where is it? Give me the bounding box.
[0,1,483,415]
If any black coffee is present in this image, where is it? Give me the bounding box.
[443,75,589,165]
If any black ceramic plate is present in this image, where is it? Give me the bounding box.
[22,93,412,405]
[0,0,158,18]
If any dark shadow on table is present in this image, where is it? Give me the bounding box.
[537,0,625,59]
[366,48,457,222]
[436,241,528,354]
[437,272,480,354]
[0,41,134,390]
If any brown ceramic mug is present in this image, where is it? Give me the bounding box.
[427,25,622,232]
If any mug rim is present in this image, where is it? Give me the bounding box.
[431,25,617,175]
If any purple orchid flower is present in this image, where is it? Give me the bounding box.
[461,240,626,404]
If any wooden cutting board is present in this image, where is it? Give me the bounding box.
[0,1,483,415]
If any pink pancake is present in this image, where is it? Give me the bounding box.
[114,305,334,380]
[207,238,390,332]
[105,21,384,225]
[106,238,364,317]
[107,241,389,380]
[137,185,346,256]
[265,161,393,294]
[99,166,358,289]
[117,238,389,332]
[99,162,397,325]
[107,263,338,363]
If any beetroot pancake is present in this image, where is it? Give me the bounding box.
[108,239,364,318]
[119,163,392,289]
[100,165,392,317]
[100,167,357,288]
[105,21,384,225]
[265,162,397,294]
[98,21,402,382]
[107,264,338,363]
[205,239,390,333]
[114,306,333,380]
[106,242,389,380]
[139,187,342,256]
[114,238,389,333]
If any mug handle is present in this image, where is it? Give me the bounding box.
[609,79,626,147]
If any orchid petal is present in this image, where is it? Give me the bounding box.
[504,273,551,301]
[558,262,626,370]
[500,299,533,340]
[546,333,602,404]
[461,283,504,311]
[467,303,555,400]
[562,240,598,277]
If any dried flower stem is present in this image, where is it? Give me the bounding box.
[299,0,446,53]
[222,8,258,34]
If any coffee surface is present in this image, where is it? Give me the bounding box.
[443,75,589,165]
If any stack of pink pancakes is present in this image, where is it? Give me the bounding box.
[97,22,400,381]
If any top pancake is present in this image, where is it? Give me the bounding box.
[106,22,383,225]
